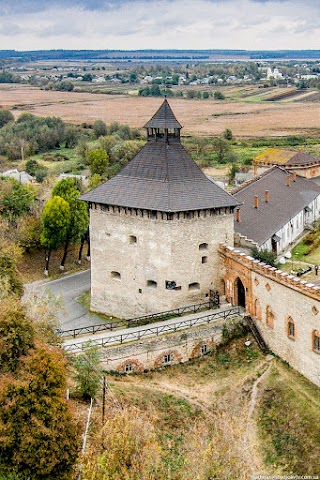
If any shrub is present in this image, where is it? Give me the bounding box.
[251,246,278,267]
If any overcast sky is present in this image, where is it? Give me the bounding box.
[0,0,319,51]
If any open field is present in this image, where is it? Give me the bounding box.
[1,84,320,138]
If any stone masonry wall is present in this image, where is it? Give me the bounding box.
[89,205,234,319]
[99,317,239,373]
[221,245,320,387]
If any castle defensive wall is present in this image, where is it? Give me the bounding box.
[220,244,320,387]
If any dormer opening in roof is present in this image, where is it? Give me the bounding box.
[144,98,182,143]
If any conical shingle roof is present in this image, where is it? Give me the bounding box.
[80,100,239,212]
[144,98,182,129]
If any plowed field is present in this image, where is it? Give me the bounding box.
[1,84,319,137]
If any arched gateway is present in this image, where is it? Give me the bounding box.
[235,277,246,308]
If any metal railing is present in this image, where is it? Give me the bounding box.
[64,306,241,352]
[60,300,217,338]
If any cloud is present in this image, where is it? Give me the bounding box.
[0,0,319,50]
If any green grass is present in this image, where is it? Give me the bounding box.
[77,290,119,324]
[257,363,320,475]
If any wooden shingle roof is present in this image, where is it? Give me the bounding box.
[143,98,182,129]
[80,100,239,212]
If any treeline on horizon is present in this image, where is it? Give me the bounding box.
[0,49,320,61]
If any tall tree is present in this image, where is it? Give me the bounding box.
[52,179,89,269]
[40,196,71,275]
[0,342,79,479]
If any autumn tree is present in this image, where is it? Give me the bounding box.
[0,299,34,373]
[0,297,79,479]
[0,242,23,299]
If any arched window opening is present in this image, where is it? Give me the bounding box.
[287,316,295,339]
[312,330,320,352]
[125,363,133,373]
[189,282,200,291]
[199,243,208,251]
[111,271,121,280]
[147,280,157,288]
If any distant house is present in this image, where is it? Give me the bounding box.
[253,148,320,179]
[1,169,35,184]
[232,167,320,254]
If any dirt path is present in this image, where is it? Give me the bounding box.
[243,363,272,475]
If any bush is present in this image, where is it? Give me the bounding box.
[251,246,278,267]
[214,91,225,100]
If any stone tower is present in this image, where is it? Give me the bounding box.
[80,100,239,319]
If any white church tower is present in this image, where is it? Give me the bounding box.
[80,100,239,319]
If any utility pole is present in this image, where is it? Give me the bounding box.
[102,375,106,425]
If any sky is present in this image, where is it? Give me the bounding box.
[0,0,319,51]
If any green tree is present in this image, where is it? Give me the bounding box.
[0,110,14,128]
[214,91,225,100]
[52,178,89,269]
[93,120,107,138]
[0,178,36,220]
[72,343,103,400]
[212,138,231,163]
[40,196,71,274]
[224,128,233,140]
[86,148,109,176]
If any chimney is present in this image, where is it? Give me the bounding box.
[293,171,297,182]
[265,190,269,203]
[254,195,259,209]
[253,164,258,176]
[286,175,291,187]
[236,208,240,222]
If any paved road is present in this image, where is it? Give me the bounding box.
[24,270,102,331]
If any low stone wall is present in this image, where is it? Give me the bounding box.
[99,316,241,374]
[220,244,320,387]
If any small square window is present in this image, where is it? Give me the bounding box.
[129,235,137,244]
[163,354,173,364]
[201,344,208,355]
[202,256,208,264]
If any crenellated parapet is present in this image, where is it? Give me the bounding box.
[219,244,320,301]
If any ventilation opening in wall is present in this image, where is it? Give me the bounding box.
[129,235,137,244]
[147,280,157,288]
[201,344,208,355]
[111,271,121,280]
[202,256,208,264]
[199,243,208,251]
[189,282,200,291]
[163,353,173,364]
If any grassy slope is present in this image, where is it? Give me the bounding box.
[89,335,320,479]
